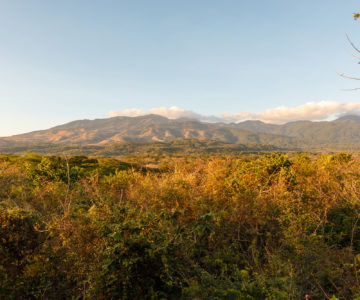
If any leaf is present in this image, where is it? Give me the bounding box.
[354,13,360,20]
[356,253,360,263]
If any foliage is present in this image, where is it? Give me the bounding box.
[0,139,282,157]
[1,152,360,299]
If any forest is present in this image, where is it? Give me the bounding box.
[1,151,360,299]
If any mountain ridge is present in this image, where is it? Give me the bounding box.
[0,115,303,148]
[1,114,360,150]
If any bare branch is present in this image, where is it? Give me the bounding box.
[347,51,360,62]
[347,34,360,54]
[342,88,360,91]
[351,214,360,249]
[336,71,360,81]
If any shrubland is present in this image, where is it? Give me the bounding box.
[1,152,360,299]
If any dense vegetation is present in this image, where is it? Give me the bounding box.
[0,139,283,157]
[1,152,360,299]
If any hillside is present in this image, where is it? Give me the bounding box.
[0,115,302,148]
[1,114,360,152]
[235,115,360,146]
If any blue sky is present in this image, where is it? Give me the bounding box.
[1,0,360,136]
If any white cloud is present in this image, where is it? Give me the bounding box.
[148,107,202,120]
[223,101,360,123]
[109,101,360,124]
[109,106,225,122]
[109,108,143,118]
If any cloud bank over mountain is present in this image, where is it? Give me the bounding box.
[109,101,360,124]
[109,106,224,122]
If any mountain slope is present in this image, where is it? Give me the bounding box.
[0,115,302,148]
[2,114,360,150]
[235,115,360,146]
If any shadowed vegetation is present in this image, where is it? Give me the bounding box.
[1,152,360,299]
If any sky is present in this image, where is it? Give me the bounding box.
[1,0,360,136]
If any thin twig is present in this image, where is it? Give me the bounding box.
[355,256,360,289]
[347,34,360,54]
[351,214,360,249]
[328,277,347,300]
[63,154,71,216]
[310,273,331,299]
[336,72,360,81]
[341,88,360,91]
[347,50,360,62]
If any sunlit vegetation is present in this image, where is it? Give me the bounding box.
[1,152,360,299]
[0,139,284,157]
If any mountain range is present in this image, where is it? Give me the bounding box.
[1,114,360,152]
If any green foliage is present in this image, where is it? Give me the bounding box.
[0,206,44,298]
[1,152,360,298]
[0,139,283,156]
